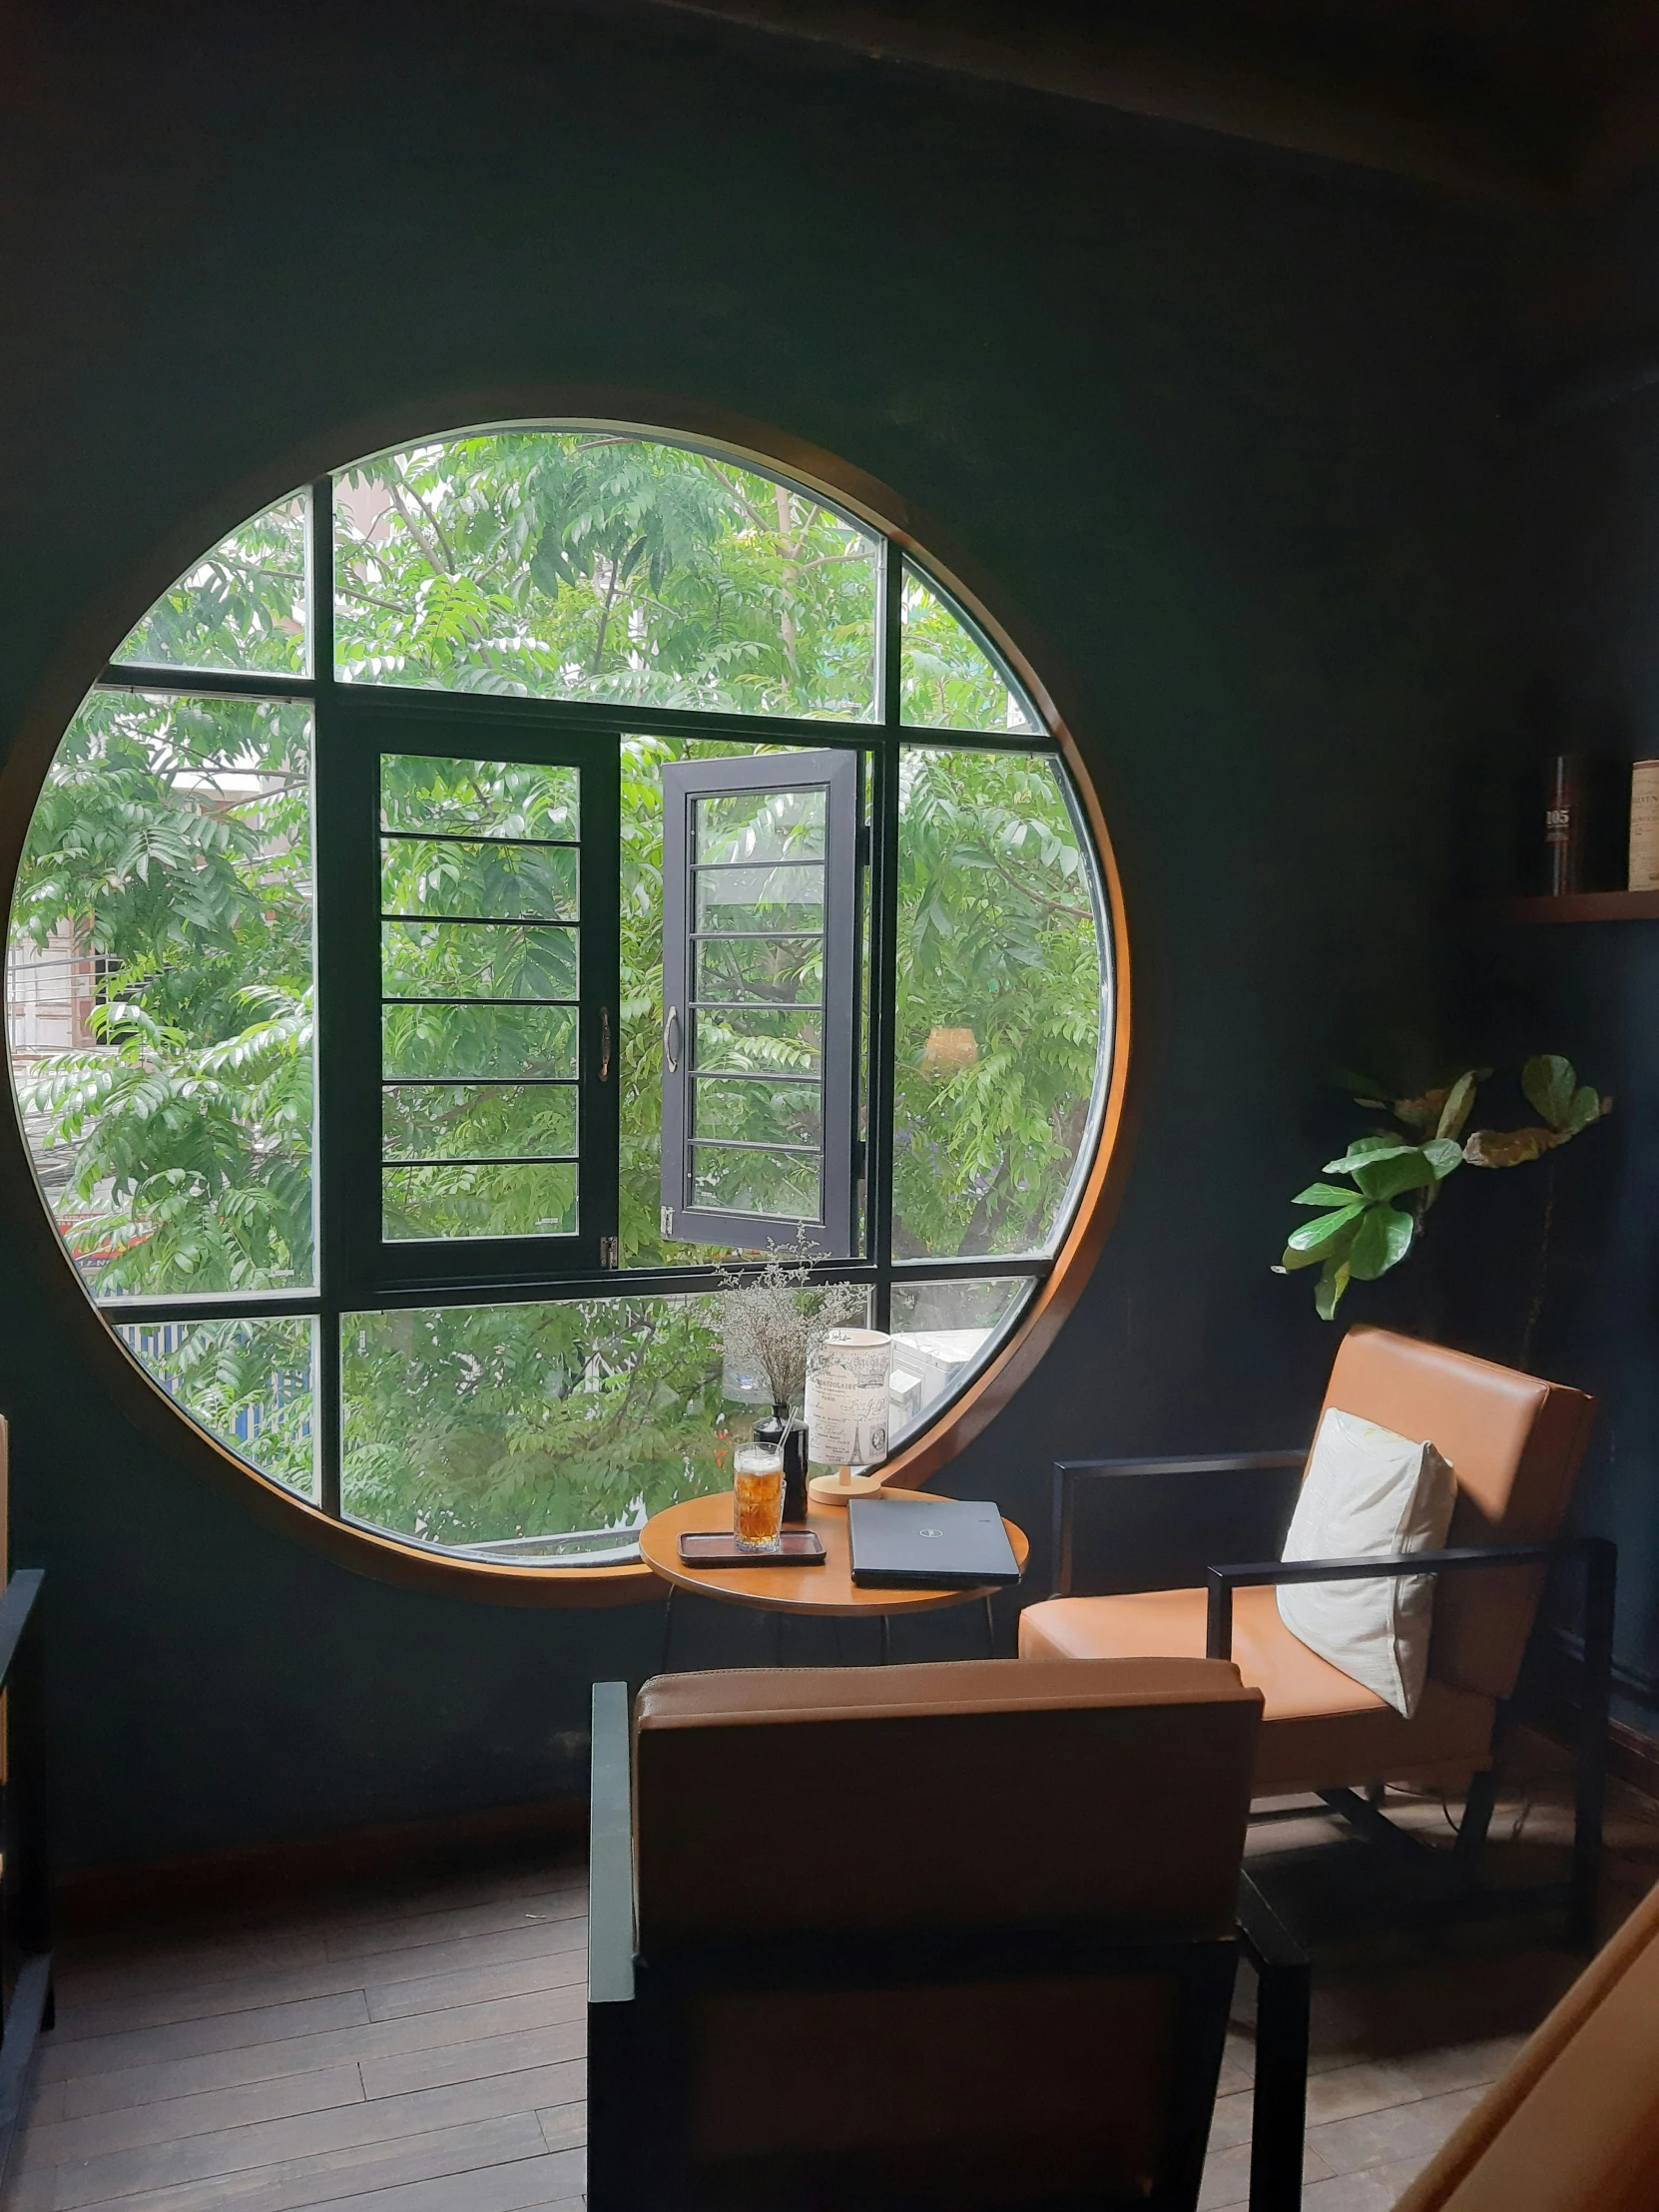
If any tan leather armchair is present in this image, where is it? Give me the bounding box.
[588,1657,1312,2210]
[1390,1872,1659,2212]
[1019,1328,1612,1941]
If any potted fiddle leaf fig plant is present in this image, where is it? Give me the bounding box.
[1277,1055,1609,1321]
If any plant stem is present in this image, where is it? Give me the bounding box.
[1519,1154,1557,1371]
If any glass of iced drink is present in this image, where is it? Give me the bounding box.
[733,1443,786,1552]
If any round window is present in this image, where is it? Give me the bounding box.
[6,424,1116,1574]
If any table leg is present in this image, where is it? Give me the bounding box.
[658,1587,676,1677]
[983,1594,997,1658]
[880,1615,891,1666]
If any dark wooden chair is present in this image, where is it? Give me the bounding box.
[588,1656,1311,2211]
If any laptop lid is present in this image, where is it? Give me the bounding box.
[847,1494,1022,1589]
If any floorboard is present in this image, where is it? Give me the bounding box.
[10,1754,1657,2212]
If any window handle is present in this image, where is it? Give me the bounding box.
[599,1004,612,1084]
[663,1004,681,1073]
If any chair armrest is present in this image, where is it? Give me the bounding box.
[1052,1454,1305,1598]
[588,1681,635,2006]
[1205,1535,1614,1661]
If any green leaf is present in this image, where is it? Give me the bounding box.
[1314,1256,1352,1320]
[1292,1181,1363,1209]
[1435,1071,1479,1142]
[1351,1148,1436,1202]
[1419,1137,1463,1180]
[1279,1243,1326,1272]
[1286,1205,1367,1254]
[1325,1134,1409,1168]
[1347,1202,1415,1281]
[1562,1084,1605,1137]
[1522,1054,1575,1131]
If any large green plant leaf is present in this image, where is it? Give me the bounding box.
[1324,1135,1408,1171]
[1563,1083,1605,1136]
[1292,1181,1365,1209]
[1521,1055,1576,1131]
[1347,1202,1414,1281]
[1350,1148,1435,1202]
[1286,1204,1367,1255]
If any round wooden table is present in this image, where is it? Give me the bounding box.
[639,1489,1029,1669]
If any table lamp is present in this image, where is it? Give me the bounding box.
[805,1327,892,1507]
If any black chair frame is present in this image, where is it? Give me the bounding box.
[1050,1456,1616,1948]
[588,1679,1310,2212]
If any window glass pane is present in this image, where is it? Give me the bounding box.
[340,1294,742,1556]
[119,1316,315,1497]
[115,492,309,678]
[378,750,583,1242]
[691,1076,821,1148]
[381,839,579,923]
[888,1278,1033,1445]
[7,691,314,1297]
[694,935,822,1004]
[692,1006,822,1074]
[892,749,1104,1259]
[381,1003,577,1080]
[899,565,1039,735]
[334,433,877,719]
[380,920,578,1000]
[695,789,826,862]
[382,1163,577,1242]
[382,1082,578,1161]
[380,755,579,838]
[694,864,823,934]
[690,1145,822,1218]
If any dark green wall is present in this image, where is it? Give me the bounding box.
[2,0,1515,1868]
[1451,181,1659,1730]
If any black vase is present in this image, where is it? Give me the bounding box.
[753,1406,811,1524]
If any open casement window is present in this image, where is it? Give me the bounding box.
[316,698,620,1295]
[658,751,860,1258]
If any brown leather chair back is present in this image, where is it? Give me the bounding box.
[1392,1877,1659,2212]
[630,1657,1262,2208]
[635,1655,1261,1945]
[1319,1328,1594,1700]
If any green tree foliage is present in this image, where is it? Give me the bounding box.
[335,433,878,716]
[892,750,1101,1257]
[7,439,1106,1549]
[11,690,313,1294]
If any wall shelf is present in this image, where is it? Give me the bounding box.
[1479,890,1659,925]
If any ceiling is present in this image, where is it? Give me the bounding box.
[643,0,1659,202]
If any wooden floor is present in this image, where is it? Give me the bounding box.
[8,1851,589,2212]
[8,1752,1657,2212]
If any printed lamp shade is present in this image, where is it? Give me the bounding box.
[805,1328,892,1466]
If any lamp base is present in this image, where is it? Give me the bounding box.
[807,1467,886,1509]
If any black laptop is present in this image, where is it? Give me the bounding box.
[847,1494,1022,1590]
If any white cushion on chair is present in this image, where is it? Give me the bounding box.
[1278,1407,1456,1717]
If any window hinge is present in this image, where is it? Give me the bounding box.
[660,1206,675,1241]
[856,823,872,866]
[599,1236,620,1270]
[853,1138,867,1183]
